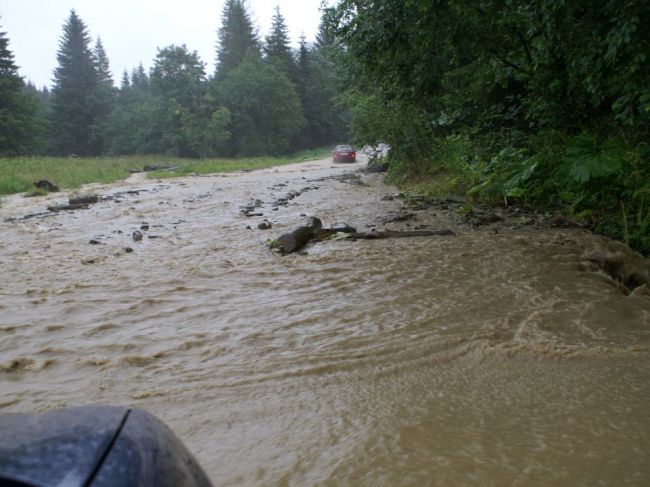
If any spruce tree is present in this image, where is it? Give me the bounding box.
[215,0,260,79]
[292,34,311,149]
[49,10,99,155]
[0,23,44,155]
[0,27,19,81]
[37,86,50,106]
[120,70,130,90]
[90,37,116,153]
[131,63,150,92]
[314,9,338,52]
[296,34,309,102]
[297,35,309,78]
[103,64,156,155]
[264,6,295,81]
[93,38,112,85]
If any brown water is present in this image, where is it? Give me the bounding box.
[1,157,649,486]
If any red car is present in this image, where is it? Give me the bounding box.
[333,145,356,163]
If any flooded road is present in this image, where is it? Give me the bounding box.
[1,157,649,485]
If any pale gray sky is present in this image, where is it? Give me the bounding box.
[1,0,329,89]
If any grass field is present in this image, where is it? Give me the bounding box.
[0,148,330,197]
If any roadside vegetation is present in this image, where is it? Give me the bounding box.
[327,1,650,254]
[145,148,330,179]
[0,148,329,196]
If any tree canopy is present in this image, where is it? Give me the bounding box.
[0,23,43,155]
[220,55,304,156]
[330,0,650,252]
[49,10,104,155]
[264,7,295,81]
[1,4,347,159]
[215,0,260,79]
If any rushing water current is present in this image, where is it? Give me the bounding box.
[1,157,649,486]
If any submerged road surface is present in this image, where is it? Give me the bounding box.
[1,157,649,485]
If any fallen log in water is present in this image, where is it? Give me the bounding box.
[47,203,90,212]
[46,194,99,212]
[272,218,454,254]
[275,217,323,253]
[69,194,99,205]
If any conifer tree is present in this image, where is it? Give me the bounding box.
[0,27,19,81]
[120,70,130,90]
[90,37,116,153]
[314,9,337,50]
[0,23,44,155]
[215,0,260,79]
[302,9,349,147]
[297,34,309,80]
[93,38,112,86]
[264,6,295,81]
[104,63,156,155]
[131,63,150,92]
[48,10,99,155]
[295,34,309,102]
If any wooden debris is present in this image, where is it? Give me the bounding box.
[47,203,90,212]
[275,217,323,253]
[272,217,453,254]
[69,194,99,205]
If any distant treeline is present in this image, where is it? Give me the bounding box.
[0,1,347,158]
[328,0,650,254]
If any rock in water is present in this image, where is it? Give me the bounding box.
[583,238,650,290]
[132,230,143,242]
[366,162,388,173]
[331,222,357,233]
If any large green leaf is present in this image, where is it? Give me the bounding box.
[565,135,626,183]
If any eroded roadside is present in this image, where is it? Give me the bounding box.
[1,156,649,486]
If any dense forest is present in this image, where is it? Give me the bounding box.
[0,1,347,159]
[326,0,650,253]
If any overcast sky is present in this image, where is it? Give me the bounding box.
[1,0,329,89]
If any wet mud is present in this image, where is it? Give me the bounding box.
[1,156,649,485]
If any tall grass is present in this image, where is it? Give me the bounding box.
[146,148,329,179]
[0,149,329,196]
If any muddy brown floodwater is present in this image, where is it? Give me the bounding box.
[1,156,650,486]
